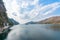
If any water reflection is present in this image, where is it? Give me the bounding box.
[2,24,60,40]
[49,24,60,31]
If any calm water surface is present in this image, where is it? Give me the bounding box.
[9,24,60,40]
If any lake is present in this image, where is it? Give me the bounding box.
[3,24,60,40]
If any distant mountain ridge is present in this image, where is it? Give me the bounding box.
[36,16,60,24]
[26,16,60,24]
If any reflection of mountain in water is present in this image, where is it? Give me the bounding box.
[5,24,60,40]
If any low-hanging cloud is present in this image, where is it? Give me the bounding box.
[3,0,60,24]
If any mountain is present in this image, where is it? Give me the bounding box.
[26,16,60,24]
[8,18,19,25]
[25,21,36,25]
[0,1,19,39]
[0,0,14,27]
[36,16,60,24]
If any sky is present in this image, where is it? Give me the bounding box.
[3,0,60,24]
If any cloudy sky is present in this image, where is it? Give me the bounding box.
[3,0,60,24]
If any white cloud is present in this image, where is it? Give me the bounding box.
[42,2,60,15]
[3,0,60,24]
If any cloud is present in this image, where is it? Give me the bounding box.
[3,0,60,24]
[42,2,60,15]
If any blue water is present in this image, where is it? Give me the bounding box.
[5,24,60,40]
